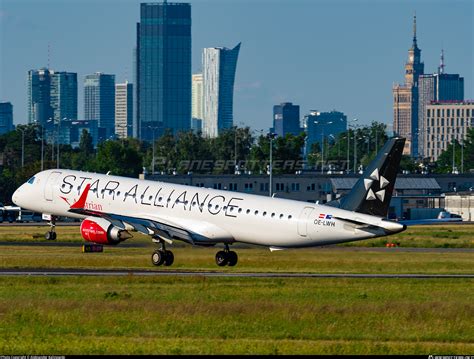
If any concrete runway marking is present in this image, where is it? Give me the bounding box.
[0,269,473,278]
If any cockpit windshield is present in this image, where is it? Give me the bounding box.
[27,176,35,184]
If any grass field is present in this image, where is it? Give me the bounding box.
[0,276,473,354]
[0,224,473,354]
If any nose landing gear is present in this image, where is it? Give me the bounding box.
[45,216,57,240]
[215,244,238,267]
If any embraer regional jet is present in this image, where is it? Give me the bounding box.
[12,138,407,267]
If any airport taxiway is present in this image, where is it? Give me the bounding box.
[0,268,473,278]
[1,241,473,252]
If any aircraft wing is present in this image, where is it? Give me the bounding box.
[68,183,233,245]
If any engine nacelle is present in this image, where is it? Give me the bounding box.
[80,217,132,245]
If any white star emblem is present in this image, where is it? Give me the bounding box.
[365,171,390,202]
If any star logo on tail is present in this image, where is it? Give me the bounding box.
[365,168,389,202]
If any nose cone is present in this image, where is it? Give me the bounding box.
[12,185,26,207]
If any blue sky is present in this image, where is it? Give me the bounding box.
[0,0,472,131]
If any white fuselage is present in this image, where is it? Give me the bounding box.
[12,169,404,248]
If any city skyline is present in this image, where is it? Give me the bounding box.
[0,0,472,133]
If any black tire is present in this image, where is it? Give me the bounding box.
[45,231,53,240]
[215,251,228,267]
[164,250,174,266]
[227,251,238,267]
[51,232,57,240]
[151,250,164,266]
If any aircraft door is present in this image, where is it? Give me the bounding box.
[44,171,62,201]
[297,206,315,237]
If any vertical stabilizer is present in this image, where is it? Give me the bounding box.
[327,138,405,217]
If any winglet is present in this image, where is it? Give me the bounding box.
[70,184,91,209]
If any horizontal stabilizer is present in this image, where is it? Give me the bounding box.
[399,218,462,226]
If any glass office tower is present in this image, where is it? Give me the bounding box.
[136,2,192,141]
[202,43,240,138]
[272,102,301,137]
[0,102,14,135]
[84,72,116,142]
[28,68,53,126]
[50,72,78,123]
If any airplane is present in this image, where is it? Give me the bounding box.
[12,137,407,267]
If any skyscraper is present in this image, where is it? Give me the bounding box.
[28,68,53,125]
[115,81,133,139]
[84,72,116,142]
[0,102,14,135]
[50,72,78,123]
[28,69,78,145]
[393,15,424,156]
[192,73,203,129]
[136,1,192,141]
[272,102,301,137]
[202,43,241,138]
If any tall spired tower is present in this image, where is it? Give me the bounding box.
[393,15,424,156]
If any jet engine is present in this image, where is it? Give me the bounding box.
[80,217,132,245]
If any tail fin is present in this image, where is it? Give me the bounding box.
[327,137,405,217]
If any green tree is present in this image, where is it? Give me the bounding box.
[209,127,254,174]
[94,139,143,177]
[175,131,213,174]
[399,155,418,173]
[436,128,474,174]
[249,133,305,174]
[145,130,178,174]
[71,129,95,171]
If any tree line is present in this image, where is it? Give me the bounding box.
[1,122,473,204]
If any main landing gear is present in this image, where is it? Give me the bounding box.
[151,237,174,267]
[150,240,238,267]
[215,244,238,267]
[45,216,57,240]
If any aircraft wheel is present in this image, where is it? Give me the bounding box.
[151,250,165,266]
[215,251,229,267]
[164,250,174,266]
[227,251,238,267]
[45,231,56,240]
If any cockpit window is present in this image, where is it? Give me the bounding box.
[27,176,35,184]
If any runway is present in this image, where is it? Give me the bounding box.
[0,268,473,278]
[1,241,473,252]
